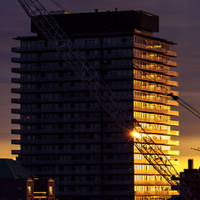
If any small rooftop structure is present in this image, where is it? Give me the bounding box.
[0,159,55,200]
[0,158,35,179]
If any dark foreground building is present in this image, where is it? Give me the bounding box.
[0,159,55,200]
[180,159,200,200]
[11,10,179,200]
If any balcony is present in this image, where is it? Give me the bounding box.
[166,70,178,77]
[11,139,20,144]
[135,138,179,146]
[134,180,170,186]
[134,169,159,175]
[12,55,62,63]
[134,117,179,126]
[133,63,178,77]
[12,46,55,52]
[11,117,105,124]
[167,100,178,106]
[165,60,178,67]
[153,138,179,146]
[134,53,178,67]
[134,95,168,105]
[18,147,132,155]
[134,85,166,94]
[11,66,64,73]
[12,150,20,154]
[134,53,167,63]
[134,74,169,85]
[170,120,179,126]
[134,149,179,156]
[166,50,177,57]
[133,43,177,57]
[167,110,179,116]
[170,90,179,97]
[141,129,179,136]
[34,192,47,198]
[134,158,179,166]
[134,106,179,116]
[20,159,133,165]
[135,190,179,196]
[166,80,178,87]
[12,76,77,83]
[11,106,102,114]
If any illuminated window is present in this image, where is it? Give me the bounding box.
[27,186,32,194]
[49,186,54,195]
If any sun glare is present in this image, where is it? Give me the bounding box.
[132,131,141,138]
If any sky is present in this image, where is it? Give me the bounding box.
[0,0,200,172]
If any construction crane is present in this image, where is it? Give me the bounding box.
[17,0,194,199]
[191,148,200,152]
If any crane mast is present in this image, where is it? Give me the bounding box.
[18,0,193,199]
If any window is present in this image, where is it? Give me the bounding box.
[49,186,54,195]
[17,186,22,191]
[85,39,94,45]
[27,186,32,194]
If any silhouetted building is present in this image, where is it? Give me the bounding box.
[0,159,55,200]
[180,159,200,200]
[180,159,197,186]
[11,10,178,200]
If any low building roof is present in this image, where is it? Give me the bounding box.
[0,159,35,179]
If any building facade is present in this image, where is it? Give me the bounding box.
[11,10,179,200]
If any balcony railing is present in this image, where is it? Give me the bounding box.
[167,100,178,106]
[134,85,167,94]
[12,46,55,52]
[167,80,178,87]
[134,53,166,63]
[137,129,179,136]
[134,169,159,175]
[133,43,177,57]
[135,190,179,196]
[134,149,179,156]
[166,60,178,67]
[134,106,179,116]
[135,138,179,146]
[166,70,178,77]
[134,117,179,126]
[12,56,62,63]
[11,139,20,144]
[133,63,178,77]
[134,180,170,186]
[134,53,178,67]
[134,74,178,87]
[134,159,179,166]
[12,150,20,154]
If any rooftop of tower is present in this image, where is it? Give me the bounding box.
[31,10,159,35]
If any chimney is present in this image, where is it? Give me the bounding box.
[188,159,194,170]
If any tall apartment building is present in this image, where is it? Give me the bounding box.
[11,10,179,200]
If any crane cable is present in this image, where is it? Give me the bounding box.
[50,0,69,12]
[172,95,200,118]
